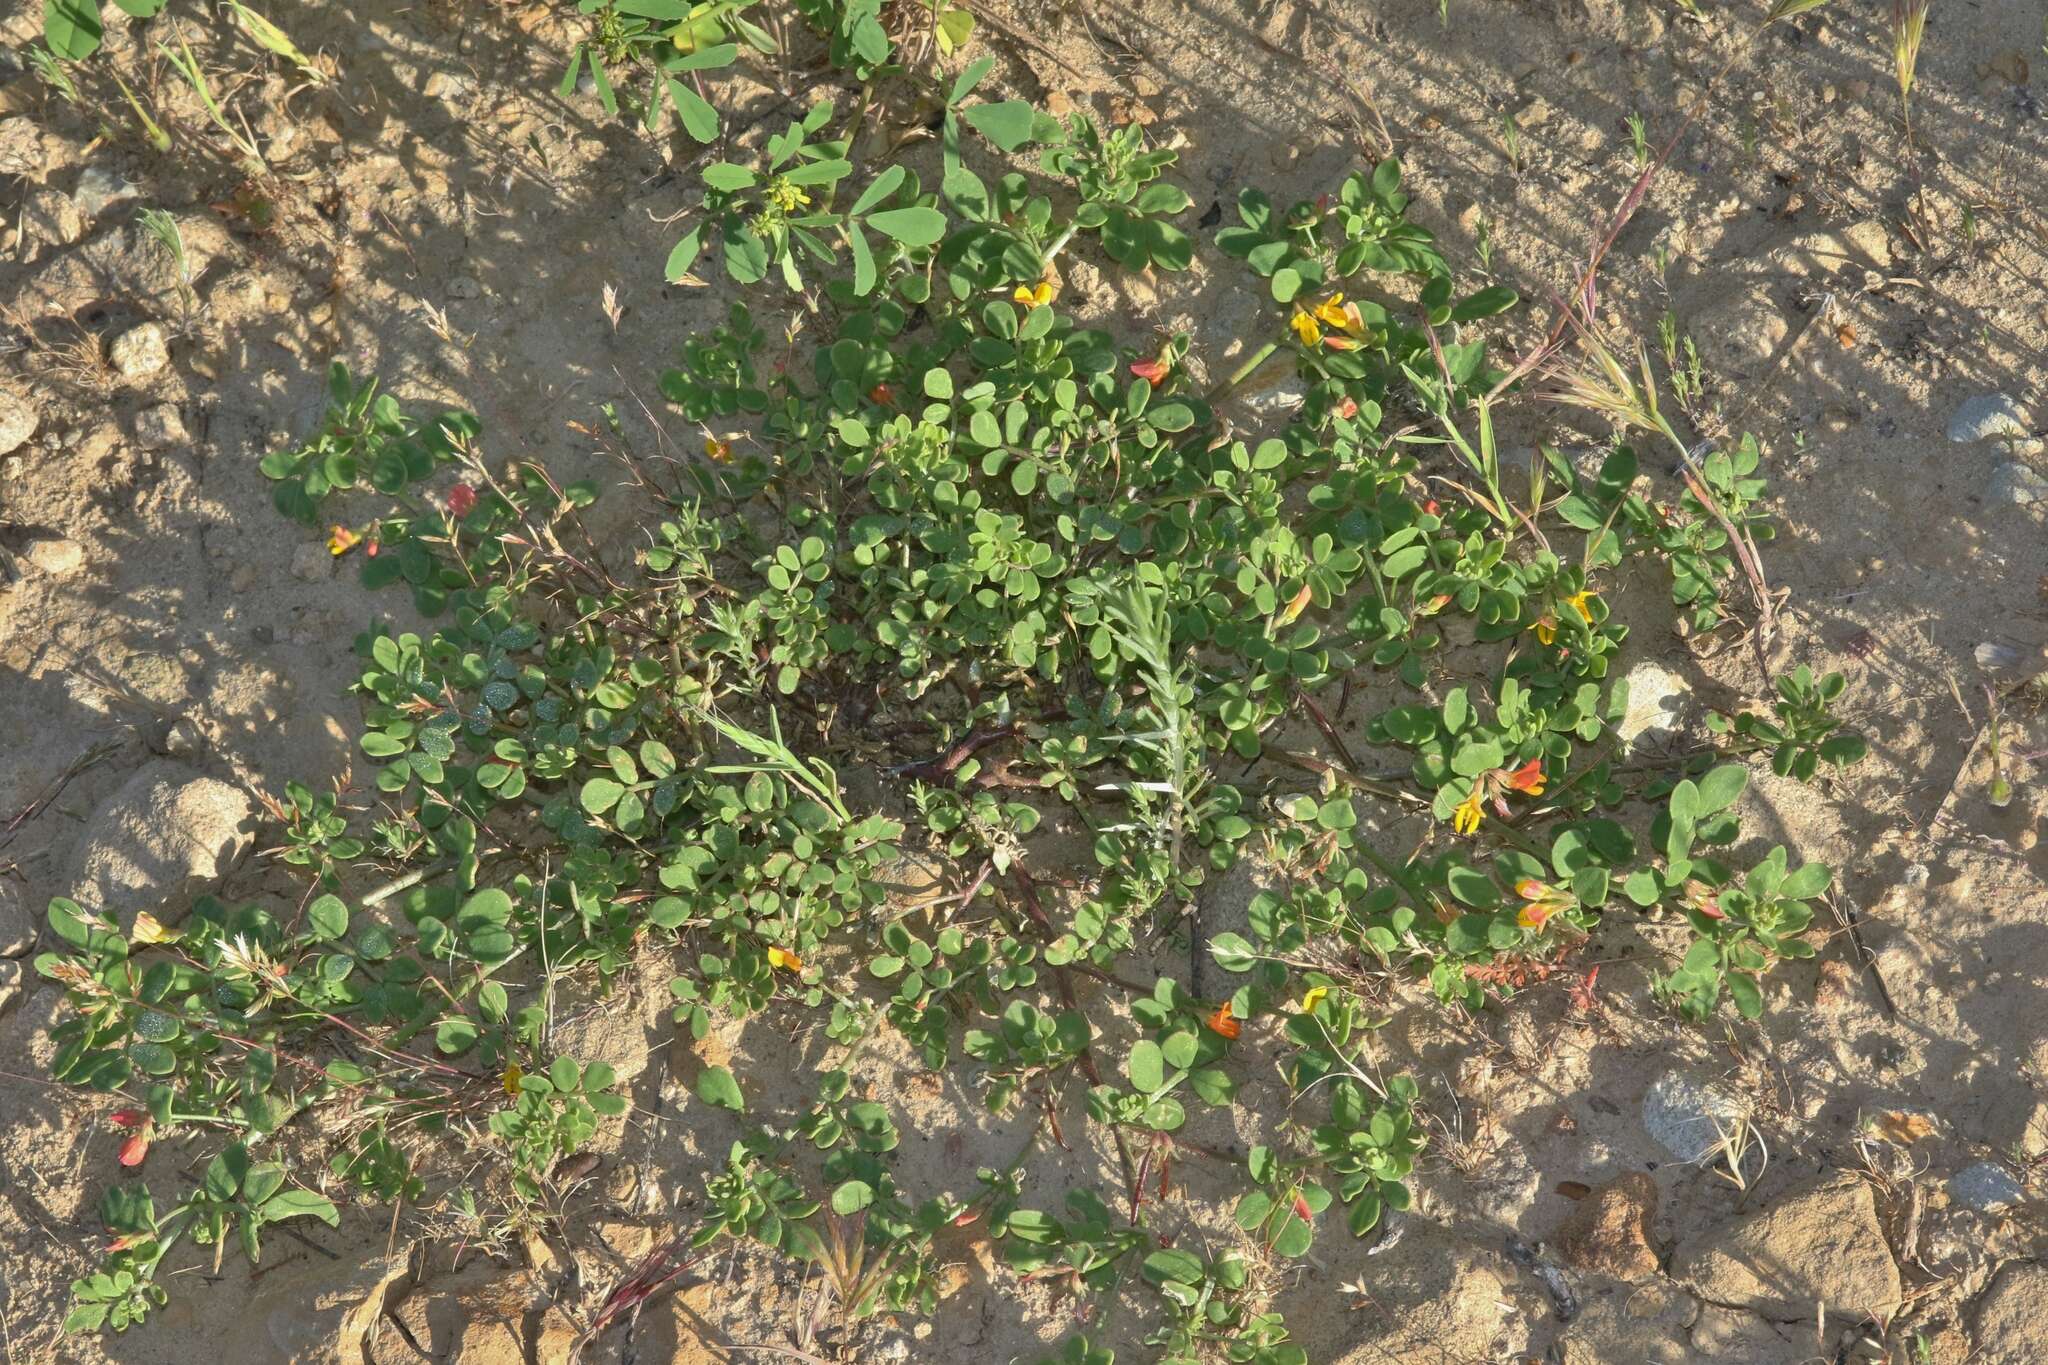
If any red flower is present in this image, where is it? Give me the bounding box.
[448,483,477,518]
[1130,358,1169,383]
[1206,1002,1241,1040]
[1504,757,1546,795]
[1291,1191,1314,1222]
[1334,397,1358,420]
[111,1108,154,1166]
[868,383,895,406]
[1422,499,1442,517]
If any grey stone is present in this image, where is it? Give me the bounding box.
[0,392,38,455]
[73,165,143,221]
[1948,393,2029,443]
[446,275,483,300]
[1642,1070,1746,1162]
[1986,462,2048,507]
[66,761,255,930]
[135,402,189,449]
[0,878,33,957]
[110,322,170,379]
[0,958,21,1016]
[1949,1161,2024,1212]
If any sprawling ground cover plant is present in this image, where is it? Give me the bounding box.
[37,10,1865,1358]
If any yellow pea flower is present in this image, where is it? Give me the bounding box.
[1289,309,1322,346]
[1565,589,1597,624]
[1014,279,1055,309]
[1298,985,1328,1014]
[767,945,804,973]
[1532,614,1558,645]
[705,436,732,461]
[502,1062,524,1096]
[327,524,360,556]
[1314,293,1351,329]
[1452,790,1484,835]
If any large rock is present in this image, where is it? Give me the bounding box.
[1672,1173,1901,1322]
[1,878,33,956]
[1285,1219,1529,1362]
[0,388,36,455]
[67,761,255,930]
[370,1267,577,1365]
[231,1251,411,1363]
[1554,1172,1661,1280]
[1557,1280,1698,1364]
[1974,1263,2048,1364]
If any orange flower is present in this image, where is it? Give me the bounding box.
[1504,757,1546,795]
[1130,357,1170,383]
[111,1109,153,1167]
[1514,878,1571,931]
[1290,1191,1314,1221]
[767,945,804,973]
[327,525,359,556]
[1206,1001,1241,1040]
[704,436,732,462]
[868,383,896,406]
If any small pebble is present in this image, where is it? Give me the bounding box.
[135,403,189,450]
[25,537,85,576]
[72,165,142,221]
[1975,642,2022,670]
[0,392,37,455]
[446,275,483,300]
[110,322,170,379]
[290,542,333,582]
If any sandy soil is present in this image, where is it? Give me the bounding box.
[2,0,2045,1361]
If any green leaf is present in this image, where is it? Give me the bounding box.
[830,1179,874,1215]
[864,206,948,248]
[667,78,718,142]
[664,226,704,281]
[696,1065,745,1111]
[1209,932,1258,972]
[580,777,626,815]
[307,895,349,941]
[701,163,756,192]
[1127,1040,1166,1093]
[964,100,1035,152]
[850,164,907,217]
[1695,764,1748,815]
[260,1189,341,1227]
[44,0,104,61]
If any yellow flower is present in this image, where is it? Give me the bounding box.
[129,912,176,945]
[1532,614,1558,645]
[502,1062,524,1096]
[1014,279,1055,309]
[1298,986,1328,1014]
[1314,293,1351,329]
[327,525,360,556]
[767,945,804,973]
[1289,309,1322,346]
[1452,790,1484,835]
[1565,590,1597,624]
[704,436,732,462]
